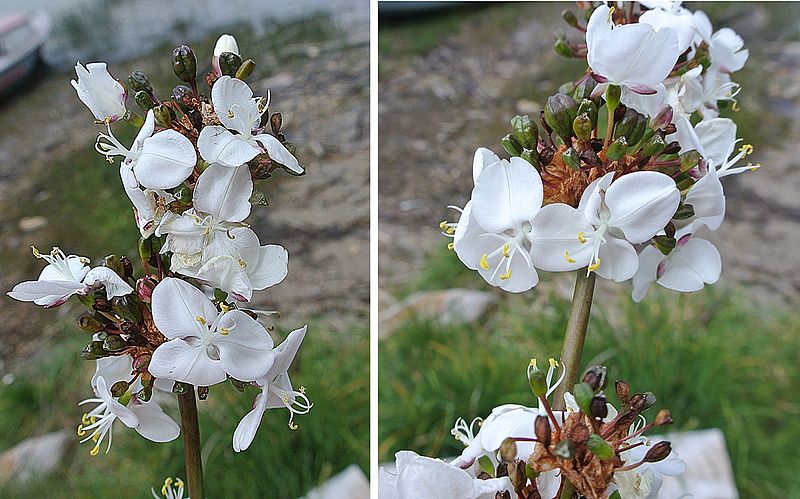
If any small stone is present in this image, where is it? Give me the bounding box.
[0,431,71,484]
[379,288,498,337]
[18,216,48,232]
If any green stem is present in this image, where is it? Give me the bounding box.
[177,388,205,499]
[553,270,597,410]
[560,481,577,499]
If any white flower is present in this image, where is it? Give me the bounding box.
[7,247,133,307]
[212,34,239,76]
[152,477,187,499]
[610,436,686,499]
[632,227,721,302]
[71,62,127,123]
[96,109,197,190]
[379,451,513,499]
[157,163,288,301]
[586,5,681,94]
[709,28,749,74]
[197,76,302,173]
[77,376,180,456]
[574,171,680,282]
[684,118,760,231]
[232,325,312,452]
[453,156,593,292]
[148,277,275,386]
[120,165,176,238]
[638,4,698,54]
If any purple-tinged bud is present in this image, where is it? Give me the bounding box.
[133,354,150,372]
[590,394,609,420]
[128,71,153,95]
[651,106,673,130]
[535,414,551,448]
[582,365,608,391]
[545,93,578,144]
[587,433,615,460]
[120,256,133,278]
[573,77,600,106]
[198,386,209,400]
[136,277,156,303]
[507,459,527,493]
[270,112,283,135]
[663,141,681,155]
[663,123,677,135]
[643,441,672,463]
[499,437,517,463]
[495,492,511,499]
[134,90,154,112]
[615,379,631,406]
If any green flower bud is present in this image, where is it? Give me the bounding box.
[78,313,105,333]
[680,150,702,171]
[219,51,243,77]
[235,59,256,80]
[80,343,104,361]
[134,90,154,112]
[153,104,173,128]
[112,295,142,323]
[528,360,548,398]
[520,149,541,170]
[172,85,193,112]
[553,440,575,459]
[544,93,578,143]
[562,147,580,170]
[127,71,153,94]
[614,109,637,141]
[102,334,126,352]
[577,99,598,125]
[501,134,523,157]
[172,45,197,84]
[606,137,628,161]
[673,202,695,220]
[586,434,615,460]
[573,78,599,106]
[110,380,129,397]
[511,115,538,149]
[478,455,495,477]
[561,9,579,27]
[573,113,593,141]
[102,255,124,278]
[605,84,622,112]
[642,134,667,157]
[138,237,152,262]
[582,365,608,391]
[554,39,573,58]
[654,235,677,255]
[573,382,594,414]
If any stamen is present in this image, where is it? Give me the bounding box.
[549,358,559,369]
[195,316,207,325]
[577,232,587,243]
[564,250,576,264]
[499,269,512,280]
[739,144,753,156]
[588,258,601,272]
[447,242,454,250]
[479,255,489,271]
[502,244,510,258]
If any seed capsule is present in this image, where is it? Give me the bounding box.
[643,441,672,463]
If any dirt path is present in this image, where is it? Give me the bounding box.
[378,2,800,304]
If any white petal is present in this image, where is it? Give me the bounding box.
[214,310,275,382]
[529,203,594,271]
[631,245,664,303]
[151,277,219,340]
[197,126,260,167]
[130,400,181,442]
[395,453,477,499]
[478,250,539,293]
[134,130,196,190]
[149,338,227,386]
[578,172,615,225]
[595,237,639,282]
[254,134,303,174]
[83,267,133,298]
[264,325,307,380]
[479,407,537,455]
[586,5,613,62]
[472,147,500,184]
[212,76,258,133]
[193,162,253,222]
[7,280,86,307]
[620,84,666,118]
[71,62,127,122]
[695,118,737,167]
[638,8,697,53]
[133,109,156,153]
[93,355,134,390]
[685,167,725,231]
[249,244,288,290]
[214,35,240,57]
[192,255,253,302]
[605,171,680,243]
[452,202,487,270]
[233,391,267,452]
[471,157,543,233]
[658,238,721,291]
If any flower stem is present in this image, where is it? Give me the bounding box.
[553,269,597,410]
[177,388,205,499]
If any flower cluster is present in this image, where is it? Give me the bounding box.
[8,34,311,456]
[443,1,758,302]
[381,359,685,499]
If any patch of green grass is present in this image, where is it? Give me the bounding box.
[379,286,800,497]
[0,321,368,498]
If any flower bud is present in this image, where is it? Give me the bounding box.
[535,414,551,448]
[172,85,193,112]
[134,90,154,112]
[561,9,579,27]
[127,71,153,95]
[630,392,657,413]
[92,295,112,312]
[573,382,594,414]
[553,439,575,459]
[615,379,630,406]
[103,255,125,278]
[562,147,580,170]
[573,77,599,106]
[544,93,578,143]
[235,59,256,80]
[81,341,106,360]
[528,360,548,398]
[586,434,615,460]
[680,150,702,171]
[615,109,647,145]
[641,134,667,157]
[520,149,540,169]
[495,492,511,499]
[138,237,152,262]
[229,377,249,392]
[110,380,129,397]
[654,235,676,255]
[605,84,621,112]
[507,459,527,493]
[582,365,607,391]
[643,441,672,463]
[501,134,523,157]
[499,437,517,463]
[590,394,608,420]
[663,141,681,155]
[577,98,598,125]
[197,386,209,400]
[112,295,142,323]
[172,381,190,394]
[651,106,673,130]
[135,279,154,303]
[573,113,593,141]
[79,313,105,333]
[511,115,538,149]
[554,39,573,58]
[102,334,126,352]
[606,137,628,161]
[172,45,197,84]
[270,112,283,135]
[219,52,243,77]
[654,409,673,426]
[152,104,173,128]
[119,256,133,278]
[673,203,694,220]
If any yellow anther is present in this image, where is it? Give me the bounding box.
[227,109,235,118]
[479,255,489,271]
[608,6,615,21]
[564,250,576,264]
[739,144,753,156]
[31,246,40,257]
[219,327,230,336]
[195,316,207,325]
[529,358,538,370]
[447,242,455,251]
[238,259,247,268]
[439,221,449,230]
[77,425,86,437]
[282,394,290,404]
[447,227,456,235]
[90,443,100,456]
[499,269,512,280]
[549,358,559,369]
[289,421,298,430]
[732,101,740,112]
[502,244,510,258]
[577,232,587,243]
[749,163,762,171]
[81,413,92,425]
[299,386,307,394]
[219,302,232,313]
[588,259,601,272]
[175,478,184,488]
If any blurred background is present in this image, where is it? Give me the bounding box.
[378,2,799,497]
[0,0,368,497]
